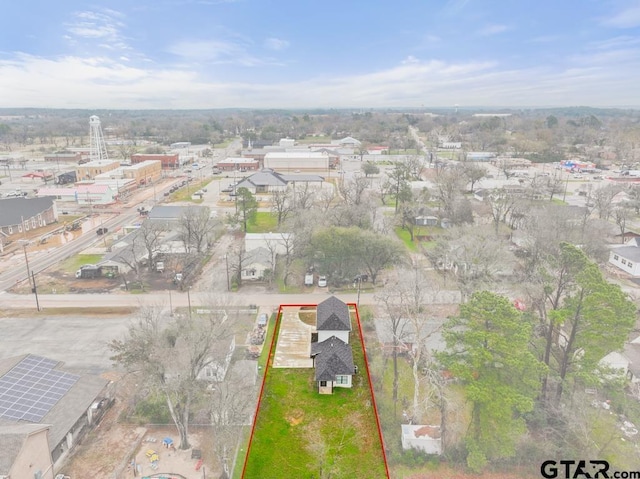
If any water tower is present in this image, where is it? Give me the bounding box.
[89,115,109,162]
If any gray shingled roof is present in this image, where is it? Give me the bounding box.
[236,169,288,189]
[0,422,50,474]
[148,205,203,221]
[317,296,351,331]
[0,197,55,227]
[310,336,354,382]
[0,355,108,456]
[612,245,640,263]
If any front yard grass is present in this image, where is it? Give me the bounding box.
[395,227,418,252]
[246,211,278,233]
[167,179,211,202]
[60,253,104,273]
[242,308,388,479]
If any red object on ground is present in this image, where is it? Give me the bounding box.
[195,459,203,471]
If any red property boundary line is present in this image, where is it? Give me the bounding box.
[240,302,390,479]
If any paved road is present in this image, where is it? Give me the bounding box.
[0,179,184,292]
[0,289,462,310]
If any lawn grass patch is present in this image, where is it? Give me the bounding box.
[168,179,211,202]
[243,307,388,478]
[394,227,418,252]
[246,211,278,233]
[60,253,104,273]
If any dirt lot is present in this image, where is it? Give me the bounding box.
[61,377,219,479]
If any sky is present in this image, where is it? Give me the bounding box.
[1,0,640,109]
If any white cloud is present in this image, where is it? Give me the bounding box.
[1,50,639,109]
[602,5,640,28]
[401,55,420,64]
[478,24,511,36]
[264,38,290,51]
[65,8,130,52]
[167,38,283,66]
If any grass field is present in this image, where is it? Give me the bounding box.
[167,179,211,202]
[60,253,104,273]
[246,211,278,233]
[242,307,388,479]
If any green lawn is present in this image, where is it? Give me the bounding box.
[394,227,418,252]
[296,135,332,144]
[60,253,104,273]
[242,309,388,479]
[246,211,278,233]
[167,179,211,202]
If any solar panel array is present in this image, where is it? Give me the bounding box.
[0,355,79,423]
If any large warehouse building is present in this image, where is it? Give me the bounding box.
[263,151,329,171]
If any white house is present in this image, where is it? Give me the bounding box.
[197,336,236,382]
[245,232,293,255]
[401,424,442,455]
[309,297,355,394]
[241,247,273,281]
[310,335,354,394]
[316,296,351,344]
[609,237,640,277]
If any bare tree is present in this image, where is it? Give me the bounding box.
[292,182,315,210]
[433,168,465,219]
[592,185,618,220]
[613,205,633,243]
[114,231,145,288]
[270,189,293,227]
[314,187,337,213]
[404,155,427,180]
[210,377,256,477]
[110,304,230,450]
[425,226,507,300]
[139,221,166,271]
[339,174,369,206]
[227,242,249,288]
[486,188,517,235]
[460,163,487,193]
[179,206,218,254]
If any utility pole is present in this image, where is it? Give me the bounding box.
[31,271,41,311]
[225,254,230,291]
[21,241,33,290]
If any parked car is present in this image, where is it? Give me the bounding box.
[318,276,327,287]
[257,313,268,327]
[221,187,232,193]
[96,227,108,235]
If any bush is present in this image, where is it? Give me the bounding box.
[133,395,172,424]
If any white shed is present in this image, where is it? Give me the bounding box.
[401,424,442,455]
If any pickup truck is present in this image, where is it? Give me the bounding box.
[304,273,314,286]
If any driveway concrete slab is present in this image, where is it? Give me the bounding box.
[273,308,314,368]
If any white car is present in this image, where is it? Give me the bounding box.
[318,276,327,287]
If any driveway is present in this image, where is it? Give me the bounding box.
[272,307,314,368]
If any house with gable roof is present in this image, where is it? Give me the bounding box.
[309,296,355,394]
[609,237,640,277]
[316,296,351,344]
